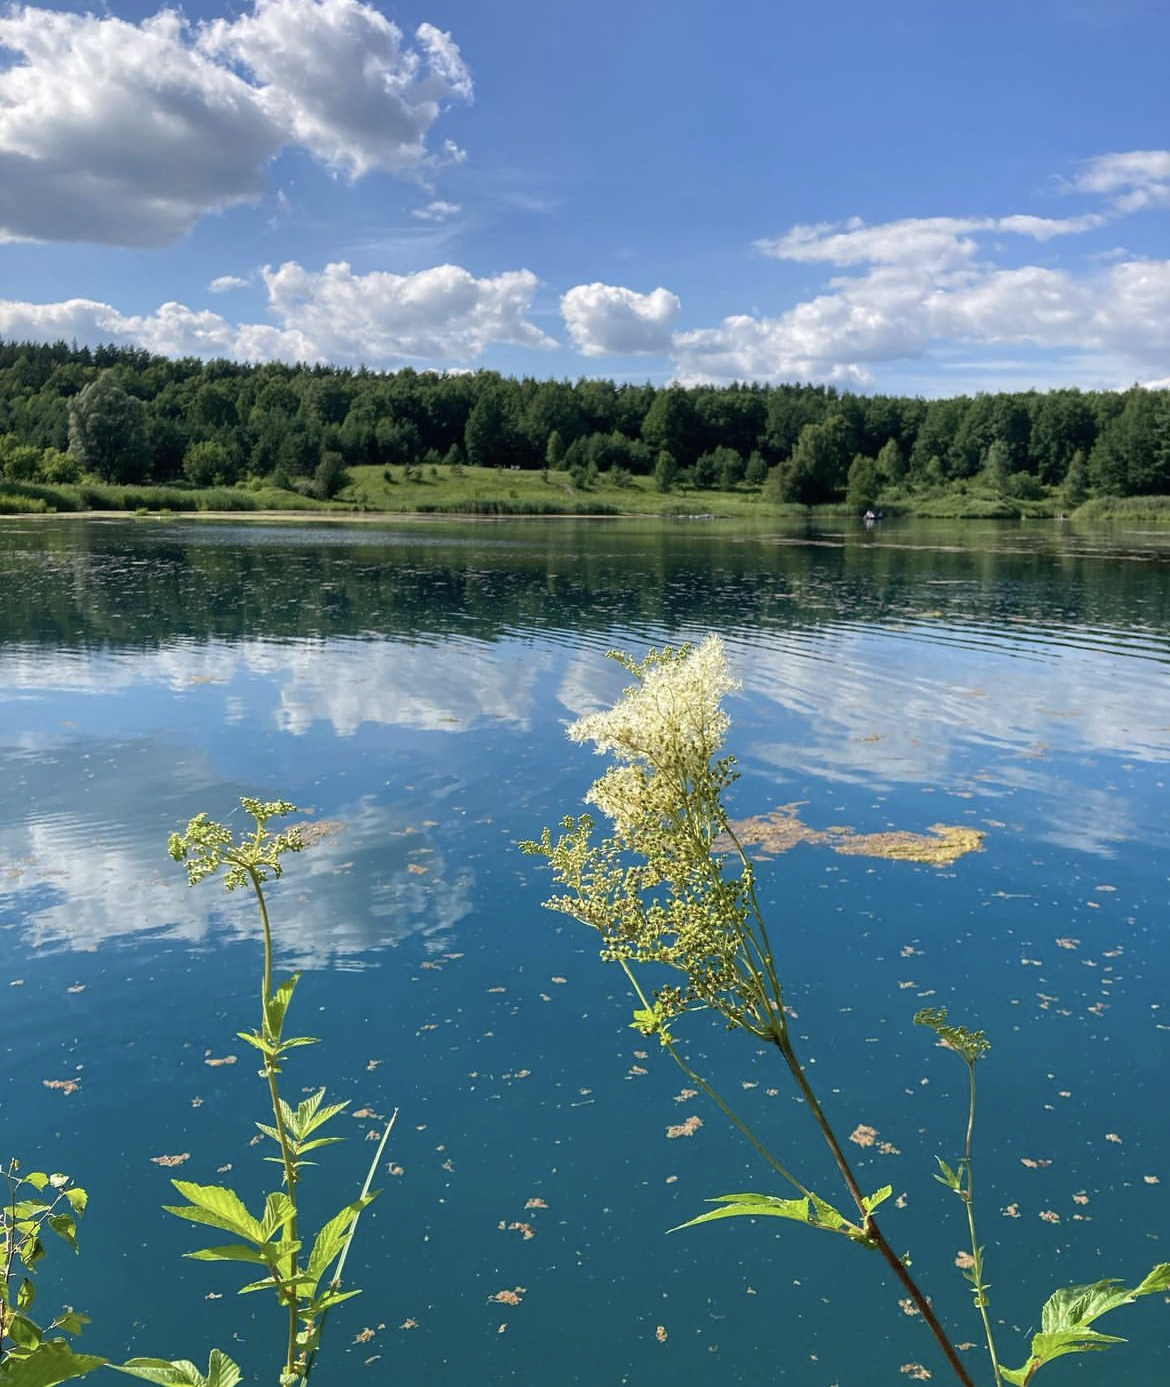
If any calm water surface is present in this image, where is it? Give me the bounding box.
[1,515,1168,1386]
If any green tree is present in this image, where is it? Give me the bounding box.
[545,429,565,468]
[982,439,1011,495]
[641,389,698,468]
[465,387,518,468]
[182,440,234,488]
[875,438,906,487]
[67,373,150,482]
[1060,449,1089,510]
[653,450,678,493]
[771,416,851,504]
[846,454,881,512]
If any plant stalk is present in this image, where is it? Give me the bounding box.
[773,1032,978,1387]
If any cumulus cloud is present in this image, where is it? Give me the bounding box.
[675,163,1170,386]
[560,282,680,355]
[0,260,551,366]
[200,0,471,178]
[0,0,472,246]
[1066,150,1170,211]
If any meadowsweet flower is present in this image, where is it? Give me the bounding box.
[569,635,738,772]
[524,637,785,1041]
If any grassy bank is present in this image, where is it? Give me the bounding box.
[4,463,1170,524]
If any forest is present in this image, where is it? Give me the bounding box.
[1,338,1168,511]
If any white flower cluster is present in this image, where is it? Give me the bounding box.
[569,635,738,766]
[568,636,740,840]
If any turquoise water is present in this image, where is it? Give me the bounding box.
[1,515,1168,1386]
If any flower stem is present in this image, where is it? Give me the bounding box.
[773,1032,978,1387]
[248,866,301,1385]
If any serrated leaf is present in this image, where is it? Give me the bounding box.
[306,1196,376,1283]
[51,1314,88,1338]
[8,1313,44,1350]
[861,1185,893,1214]
[0,1341,105,1387]
[22,1174,50,1193]
[808,1193,850,1231]
[293,1137,343,1155]
[1041,1280,1136,1333]
[259,1192,295,1242]
[164,1184,262,1244]
[669,1192,814,1234]
[264,974,300,1040]
[1031,1327,1126,1361]
[62,1190,87,1216]
[17,1278,36,1313]
[111,1360,202,1387]
[311,1288,361,1313]
[235,1033,274,1056]
[184,1245,268,1264]
[1134,1263,1170,1296]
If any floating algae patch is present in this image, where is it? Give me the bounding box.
[723,804,985,867]
[833,824,985,865]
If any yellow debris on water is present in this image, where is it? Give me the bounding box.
[722,803,985,866]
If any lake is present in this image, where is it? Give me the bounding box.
[1,514,1168,1387]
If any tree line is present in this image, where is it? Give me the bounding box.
[1,337,1168,505]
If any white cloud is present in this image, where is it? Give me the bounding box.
[201,0,471,178]
[560,282,680,356]
[676,174,1170,386]
[0,260,553,366]
[209,275,249,293]
[262,260,554,361]
[412,200,462,221]
[1066,149,1170,211]
[0,0,472,246]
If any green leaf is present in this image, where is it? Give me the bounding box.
[287,1090,348,1141]
[1003,1265,1170,1384]
[46,1215,77,1251]
[17,1279,36,1313]
[933,1158,962,1191]
[292,1137,343,1155]
[235,1032,275,1057]
[50,1314,88,1338]
[258,1192,296,1243]
[808,1193,850,1232]
[264,974,301,1040]
[62,1190,87,1217]
[184,1245,268,1264]
[1041,1280,1133,1332]
[310,1288,361,1313]
[8,1313,44,1350]
[1030,1327,1126,1363]
[669,1192,816,1234]
[1134,1263,1170,1296]
[163,1184,262,1244]
[306,1195,377,1283]
[861,1185,893,1214]
[112,1352,239,1387]
[22,1174,50,1193]
[0,1341,106,1387]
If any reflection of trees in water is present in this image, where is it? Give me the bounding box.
[2,519,1169,654]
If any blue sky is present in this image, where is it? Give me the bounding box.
[1,0,1168,395]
